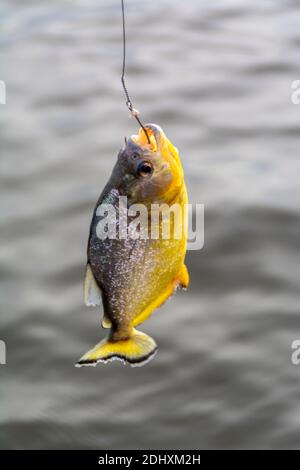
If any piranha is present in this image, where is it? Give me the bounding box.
[76,123,189,367]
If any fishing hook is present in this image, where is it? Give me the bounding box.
[121,0,151,144]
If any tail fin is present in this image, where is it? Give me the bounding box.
[76,328,157,368]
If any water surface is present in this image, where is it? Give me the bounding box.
[1,0,300,449]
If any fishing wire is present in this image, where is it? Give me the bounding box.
[121,0,151,144]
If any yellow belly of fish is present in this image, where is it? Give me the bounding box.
[132,262,189,326]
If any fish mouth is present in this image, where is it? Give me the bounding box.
[130,123,181,170]
[131,123,167,154]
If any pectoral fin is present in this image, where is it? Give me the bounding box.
[84,263,102,306]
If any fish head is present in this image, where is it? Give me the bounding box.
[115,124,185,204]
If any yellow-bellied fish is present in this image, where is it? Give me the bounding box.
[77,124,189,367]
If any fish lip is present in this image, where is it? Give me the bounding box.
[143,123,163,139]
[143,123,165,150]
[128,123,166,154]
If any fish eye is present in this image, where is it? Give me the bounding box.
[136,161,153,177]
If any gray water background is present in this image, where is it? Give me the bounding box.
[1,0,300,449]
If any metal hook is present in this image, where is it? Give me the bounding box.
[121,0,151,145]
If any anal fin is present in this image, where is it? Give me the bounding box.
[177,263,189,289]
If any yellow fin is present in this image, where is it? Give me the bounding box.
[84,263,102,307]
[177,264,189,289]
[101,315,111,329]
[76,328,157,367]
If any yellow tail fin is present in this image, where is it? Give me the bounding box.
[76,328,157,368]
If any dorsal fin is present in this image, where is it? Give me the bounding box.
[84,263,102,306]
